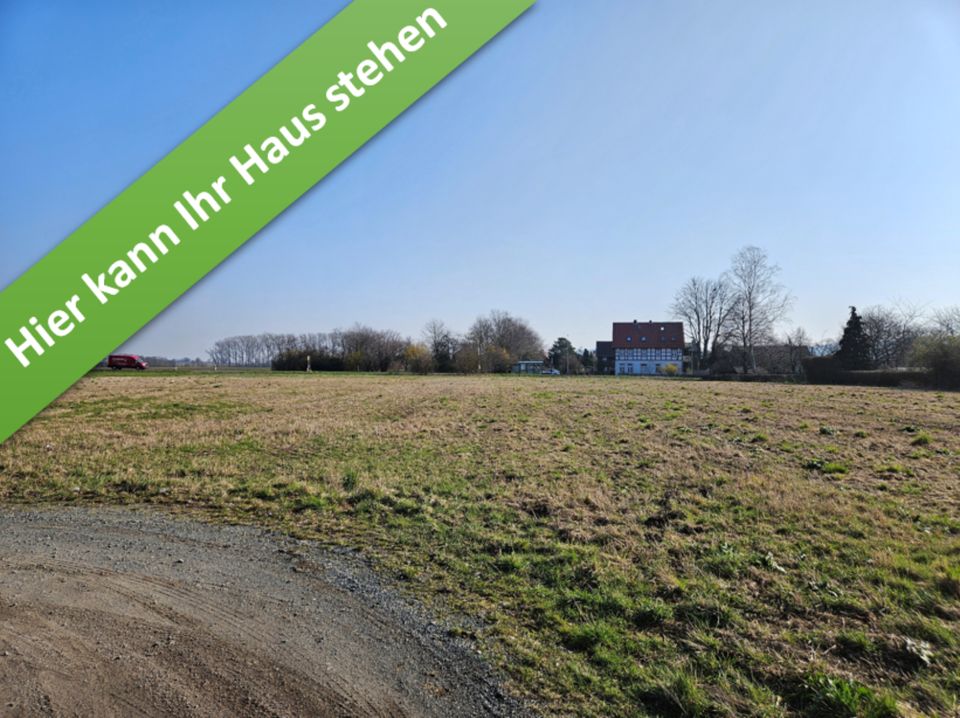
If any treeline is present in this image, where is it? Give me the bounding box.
[672,245,960,386]
[207,310,546,374]
[207,334,308,368]
[804,306,960,388]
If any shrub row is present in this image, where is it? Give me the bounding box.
[912,335,960,389]
[272,349,345,372]
[702,373,800,384]
[801,357,930,388]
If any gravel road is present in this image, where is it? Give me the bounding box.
[0,507,531,717]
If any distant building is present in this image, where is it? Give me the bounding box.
[512,360,545,374]
[605,320,686,376]
[595,341,614,375]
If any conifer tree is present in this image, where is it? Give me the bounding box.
[838,306,873,370]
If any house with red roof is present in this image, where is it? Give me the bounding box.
[606,320,686,375]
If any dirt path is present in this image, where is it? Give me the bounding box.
[0,507,529,717]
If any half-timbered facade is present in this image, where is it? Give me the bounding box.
[610,321,685,375]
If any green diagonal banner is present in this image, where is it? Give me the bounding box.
[0,0,534,444]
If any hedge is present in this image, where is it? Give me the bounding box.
[801,357,930,388]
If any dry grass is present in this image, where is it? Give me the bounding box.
[2,372,959,717]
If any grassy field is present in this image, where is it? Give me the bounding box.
[1,373,958,717]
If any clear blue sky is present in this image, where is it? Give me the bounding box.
[2,0,959,357]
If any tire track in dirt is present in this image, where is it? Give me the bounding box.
[0,507,530,718]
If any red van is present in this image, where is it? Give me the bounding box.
[108,354,149,371]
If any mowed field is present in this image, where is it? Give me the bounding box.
[2,373,959,717]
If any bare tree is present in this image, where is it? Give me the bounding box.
[466,316,493,357]
[207,339,228,366]
[671,275,735,368]
[465,310,543,371]
[862,304,923,368]
[783,327,811,375]
[238,335,263,366]
[208,334,296,367]
[422,319,457,372]
[933,306,960,337]
[374,329,407,371]
[726,246,792,372]
[337,324,406,371]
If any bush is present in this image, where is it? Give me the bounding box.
[272,349,344,372]
[484,346,514,373]
[403,344,435,374]
[912,335,960,389]
[660,363,679,377]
